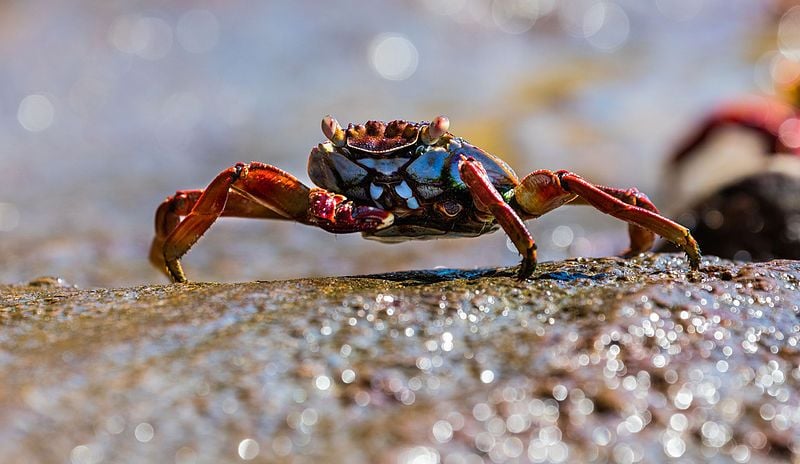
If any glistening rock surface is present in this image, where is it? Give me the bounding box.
[1,254,799,463]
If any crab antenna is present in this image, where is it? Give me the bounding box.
[321,115,346,147]
[422,115,450,145]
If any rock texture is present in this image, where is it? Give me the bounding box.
[662,172,800,261]
[1,254,799,463]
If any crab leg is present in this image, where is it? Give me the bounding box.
[458,156,537,279]
[513,170,701,270]
[568,185,659,257]
[151,162,393,283]
[670,99,799,164]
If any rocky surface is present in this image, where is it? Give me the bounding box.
[662,173,800,262]
[1,254,799,463]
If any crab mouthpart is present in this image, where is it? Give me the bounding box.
[321,115,346,147]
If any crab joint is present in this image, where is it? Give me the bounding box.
[421,115,449,145]
[321,115,346,147]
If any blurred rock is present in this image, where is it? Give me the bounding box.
[1,254,799,463]
[663,173,800,261]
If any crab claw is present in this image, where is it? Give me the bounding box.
[421,115,449,145]
[321,115,346,147]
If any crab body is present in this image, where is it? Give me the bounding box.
[308,119,517,241]
[150,115,701,282]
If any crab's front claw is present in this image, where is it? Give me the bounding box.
[351,205,395,229]
[309,189,394,233]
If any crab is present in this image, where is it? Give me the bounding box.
[149,115,701,282]
[665,78,800,212]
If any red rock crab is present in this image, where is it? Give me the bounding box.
[150,116,701,282]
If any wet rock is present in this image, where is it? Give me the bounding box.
[1,254,799,463]
[662,172,800,261]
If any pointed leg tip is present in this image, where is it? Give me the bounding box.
[166,260,188,284]
[516,253,537,281]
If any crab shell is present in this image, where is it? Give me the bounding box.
[307,118,519,241]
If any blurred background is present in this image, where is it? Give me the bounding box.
[0,0,797,287]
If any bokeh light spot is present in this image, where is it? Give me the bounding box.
[18,94,54,132]
[369,34,419,81]
[109,15,173,60]
[70,444,103,464]
[779,118,800,149]
[398,446,439,464]
[771,54,800,86]
[778,6,800,61]
[583,2,630,52]
[315,375,331,390]
[134,422,154,443]
[491,0,541,34]
[237,438,260,460]
[552,225,574,248]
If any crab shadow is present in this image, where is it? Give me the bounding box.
[343,267,607,286]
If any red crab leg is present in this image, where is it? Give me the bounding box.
[670,98,800,164]
[149,189,285,275]
[513,170,701,270]
[458,156,537,279]
[151,162,393,283]
[568,185,659,257]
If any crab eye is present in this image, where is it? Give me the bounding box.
[421,115,449,145]
[321,115,346,147]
